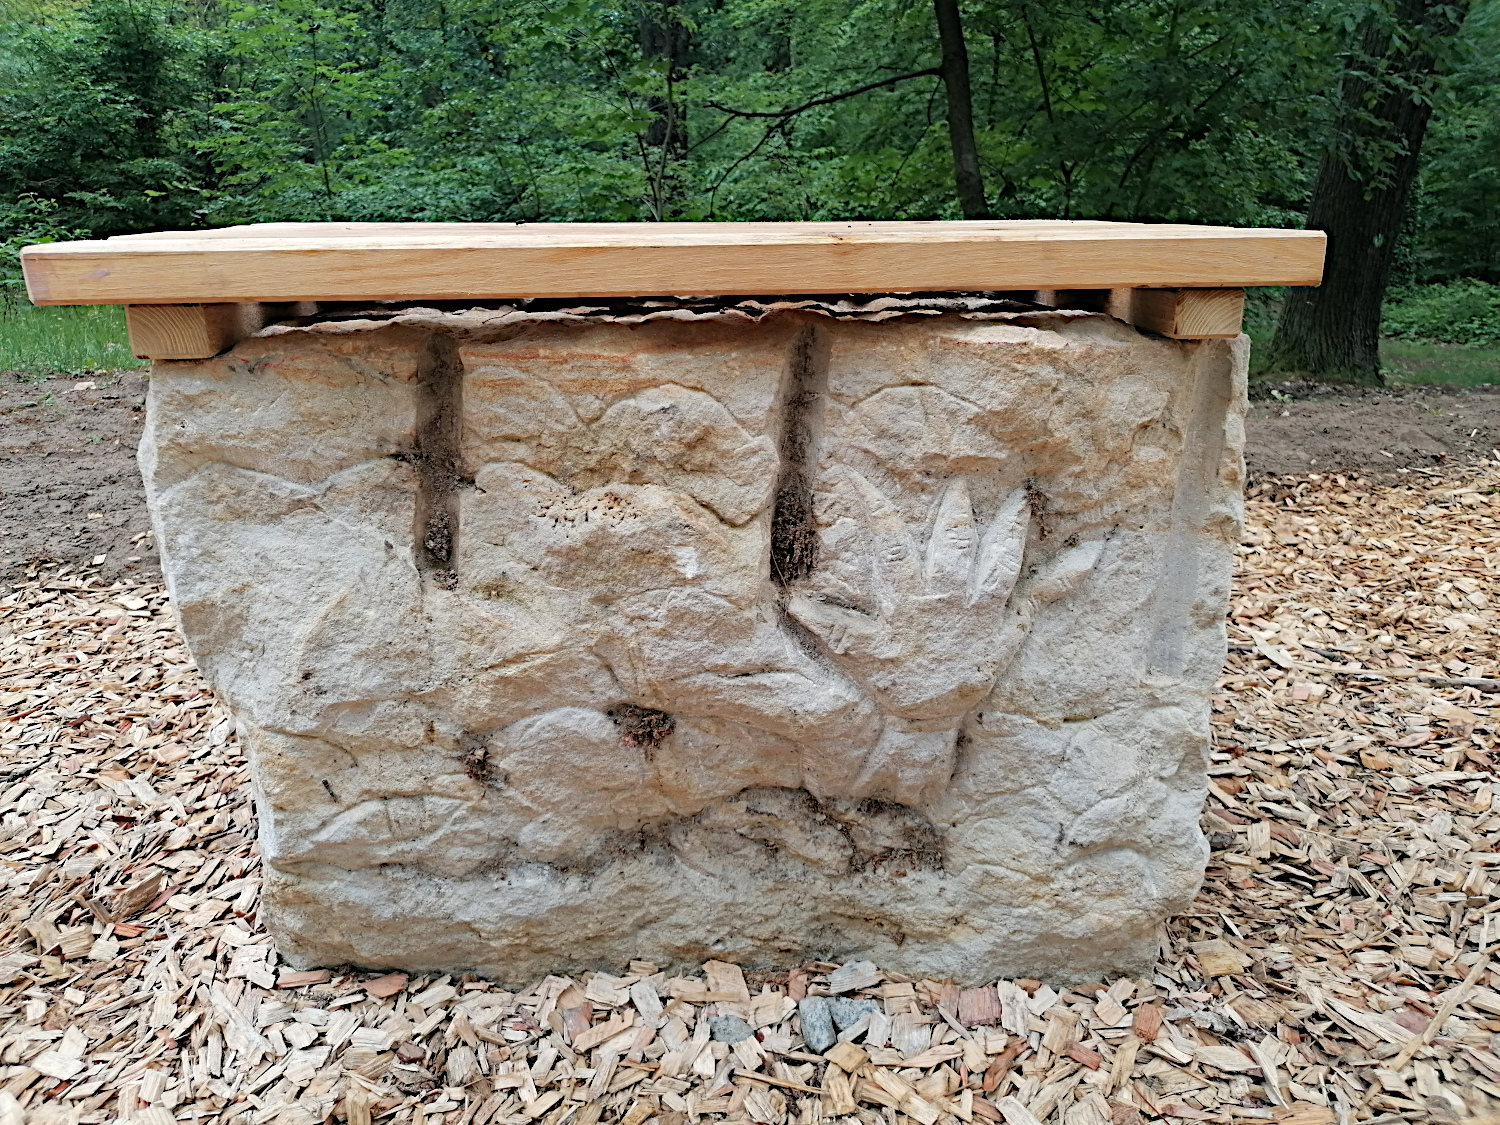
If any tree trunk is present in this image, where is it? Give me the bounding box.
[933,0,988,219]
[639,0,689,152]
[1268,0,1470,383]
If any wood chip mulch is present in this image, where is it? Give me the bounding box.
[2,465,1499,1125]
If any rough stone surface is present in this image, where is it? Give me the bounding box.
[140,307,1247,985]
[709,1016,755,1043]
[827,998,879,1029]
[797,997,836,1053]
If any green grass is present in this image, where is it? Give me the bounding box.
[0,303,145,378]
[1381,338,1500,387]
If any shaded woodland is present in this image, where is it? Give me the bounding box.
[2,0,1499,381]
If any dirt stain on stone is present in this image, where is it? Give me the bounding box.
[606,703,676,750]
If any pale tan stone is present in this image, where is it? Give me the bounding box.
[142,308,1246,984]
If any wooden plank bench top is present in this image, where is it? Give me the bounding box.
[19,220,1324,356]
[22,220,1323,304]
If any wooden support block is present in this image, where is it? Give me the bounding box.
[125,303,267,360]
[1036,287,1241,338]
[1109,287,1244,340]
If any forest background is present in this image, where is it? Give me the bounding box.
[0,0,1498,384]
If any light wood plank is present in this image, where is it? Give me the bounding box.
[22,221,1323,306]
[105,220,1138,241]
[1112,288,1245,339]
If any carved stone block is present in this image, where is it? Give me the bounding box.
[140,306,1246,983]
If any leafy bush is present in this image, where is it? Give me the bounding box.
[0,196,88,308]
[1383,280,1500,346]
[0,0,217,241]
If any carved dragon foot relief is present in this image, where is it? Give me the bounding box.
[491,466,1102,809]
[789,474,1036,719]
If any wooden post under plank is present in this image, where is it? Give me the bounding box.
[123,304,319,361]
[125,302,319,359]
[1043,288,1244,339]
[1111,288,1244,339]
[125,303,269,360]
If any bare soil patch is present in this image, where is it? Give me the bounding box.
[0,372,158,586]
[1246,382,1500,480]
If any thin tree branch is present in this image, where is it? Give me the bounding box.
[1113,66,1247,194]
[707,117,791,217]
[706,67,942,120]
[1020,9,1053,124]
[684,112,736,155]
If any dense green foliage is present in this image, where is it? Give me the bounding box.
[0,195,87,302]
[1384,279,1500,345]
[0,0,216,237]
[1406,1,1500,282]
[0,0,1496,311]
[0,0,1332,228]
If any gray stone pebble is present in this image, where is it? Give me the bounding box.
[797,996,836,1052]
[710,1015,755,1043]
[828,997,879,1030]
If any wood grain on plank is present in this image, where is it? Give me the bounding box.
[1038,286,1244,339]
[1118,287,1245,339]
[24,221,1323,305]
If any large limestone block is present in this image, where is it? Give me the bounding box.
[141,307,1246,984]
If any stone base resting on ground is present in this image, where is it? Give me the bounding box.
[137,301,1247,985]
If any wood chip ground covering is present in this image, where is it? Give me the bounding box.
[3,466,1500,1125]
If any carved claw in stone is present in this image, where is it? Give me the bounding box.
[595,587,879,750]
[789,472,1046,720]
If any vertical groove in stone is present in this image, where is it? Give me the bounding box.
[414,332,464,589]
[770,322,829,587]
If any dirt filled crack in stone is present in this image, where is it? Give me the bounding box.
[606,703,676,750]
[413,332,463,590]
[769,323,829,587]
